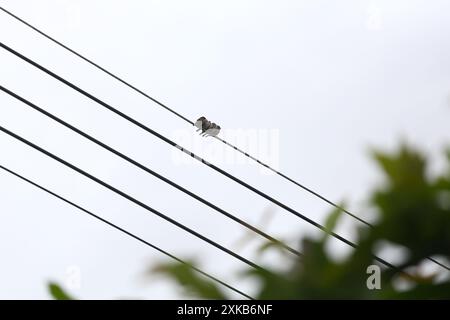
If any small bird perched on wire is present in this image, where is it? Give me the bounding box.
[194,116,221,137]
[203,123,221,137]
[195,116,209,132]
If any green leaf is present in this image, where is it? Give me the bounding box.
[48,282,75,300]
[153,261,227,299]
[149,144,450,300]
[257,239,288,255]
[322,203,345,241]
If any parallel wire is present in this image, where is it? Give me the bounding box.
[0,43,401,272]
[0,5,368,227]
[0,124,264,272]
[0,164,253,300]
[0,84,302,258]
[2,8,447,271]
[0,7,194,126]
[213,135,369,226]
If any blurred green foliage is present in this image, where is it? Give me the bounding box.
[155,145,450,299]
[48,144,450,299]
[152,262,227,299]
[48,282,75,300]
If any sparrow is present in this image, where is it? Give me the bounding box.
[194,116,220,137]
[200,120,212,135]
[203,123,221,137]
[195,116,206,131]
[195,116,212,134]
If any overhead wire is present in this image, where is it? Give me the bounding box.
[0,124,265,272]
[0,5,368,227]
[0,42,401,272]
[2,7,447,271]
[0,6,194,126]
[0,164,253,299]
[0,84,302,258]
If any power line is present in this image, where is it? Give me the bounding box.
[1,8,447,272]
[426,257,450,271]
[0,124,264,272]
[1,8,447,271]
[0,43,400,272]
[214,141,450,272]
[213,135,369,226]
[0,6,194,126]
[0,5,368,227]
[0,84,302,258]
[0,164,253,300]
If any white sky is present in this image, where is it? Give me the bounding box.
[0,0,449,299]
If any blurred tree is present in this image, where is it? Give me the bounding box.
[153,144,450,299]
[48,144,450,299]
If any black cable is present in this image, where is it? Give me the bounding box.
[0,164,253,300]
[214,139,449,271]
[1,8,447,271]
[426,257,450,271]
[0,5,369,227]
[0,6,194,126]
[0,43,400,272]
[0,125,264,272]
[0,84,302,258]
[213,136,370,226]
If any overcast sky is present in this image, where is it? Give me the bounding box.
[0,0,449,299]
